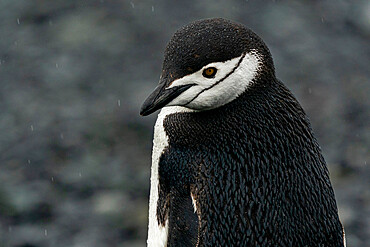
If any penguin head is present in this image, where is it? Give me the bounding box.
[140,18,275,116]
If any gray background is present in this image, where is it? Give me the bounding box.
[0,0,369,246]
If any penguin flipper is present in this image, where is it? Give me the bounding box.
[158,149,199,247]
[167,190,199,247]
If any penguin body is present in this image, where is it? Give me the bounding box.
[141,18,345,247]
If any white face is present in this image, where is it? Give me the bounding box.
[166,50,261,110]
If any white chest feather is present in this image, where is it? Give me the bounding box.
[147,106,194,247]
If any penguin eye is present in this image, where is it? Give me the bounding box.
[202,67,217,78]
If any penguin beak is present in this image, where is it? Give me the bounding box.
[140,79,194,116]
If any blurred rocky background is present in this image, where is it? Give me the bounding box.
[0,0,369,246]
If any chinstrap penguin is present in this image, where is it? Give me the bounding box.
[140,18,345,247]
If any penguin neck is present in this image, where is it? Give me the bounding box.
[162,77,281,147]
